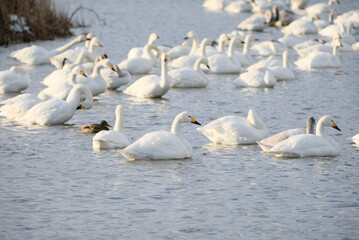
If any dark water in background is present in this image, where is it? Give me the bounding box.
[0,0,359,239]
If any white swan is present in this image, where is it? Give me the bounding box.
[281,15,318,36]
[0,67,30,93]
[50,37,103,66]
[118,42,158,74]
[267,50,296,81]
[10,34,86,65]
[208,37,242,74]
[234,34,256,67]
[120,111,201,160]
[279,35,311,48]
[169,57,209,88]
[100,65,131,90]
[224,0,253,13]
[237,10,271,31]
[257,116,316,151]
[0,94,42,120]
[93,105,130,150]
[76,59,116,96]
[250,40,287,56]
[37,66,88,100]
[305,0,339,17]
[15,84,93,126]
[295,39,342,69]
[168,38,213,69]
[127,33,159,59]
[269,115,341,157]
[349,133,359,145]
[203,0,227,11]
[197,109,268,145]
[233,69,276,88]
[246,55,282,72]
[319,22,356,45]
[206,33,230,57]
[123,53,169,98]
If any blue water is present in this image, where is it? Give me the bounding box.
[0,0,359,239]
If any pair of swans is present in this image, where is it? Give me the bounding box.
[9,34,90,65]
[127,33,159,59]
[197,109,268,145]
[120,111,201,160]
[268,115,341,157]
[295,39,343,69]
[0,67,30,93]
[123,53,169,98]
[93,105,130,149]
[1,84,93,125]
[257,116,316,151]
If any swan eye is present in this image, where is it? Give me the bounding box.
[226,36,230,41]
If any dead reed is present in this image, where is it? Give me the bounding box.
[0,0,72,46]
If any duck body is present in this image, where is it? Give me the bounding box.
[197,109,268,145]
[81,120,111,133]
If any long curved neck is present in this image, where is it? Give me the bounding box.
[316,117,326,136]
[92,62,104,77]
[247,109,266,129]
[243,36,251,55]
[306,118,315,134]
[283,51,289,68]
[194,58,204,70]
[218,38,226,54]
[65,88,81,110]
[227,38,237,58]
[114,107,125,132]
[189,35,199,55]
[170,115,182,136]
[160,58,168,88]
[53,37,80,55]
[75,50,90,64]
[199,41,208,57]
[142,43,156,59]
[332,44,339,56]
[88,42,97,53]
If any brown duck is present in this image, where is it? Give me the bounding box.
[81,120,111,133]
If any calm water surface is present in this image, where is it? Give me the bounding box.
[0,0,359,239]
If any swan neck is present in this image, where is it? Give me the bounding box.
[170,115,182,136]
[69,72,77,85]
[160,58,168,88]
[199,41,207,57]
[243,36,250,55]
[218,38,225,54]
[332,44,339,56]
[114,107,125,132]
[93,61,104,76]
[316,117,326,136]
[142,44,155,59]
[227,39,237,58]
[189,35,199,55]
[53,37,81,55]
[65,87,82,109]
[283,51,289,68]
[74,50,88,64]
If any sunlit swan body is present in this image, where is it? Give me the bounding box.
[100,65,131,90]
[127,33,159,59]
[208,37,242,74]
[16,84,93,126]
[198,109,268,145]
[233,69,276,88]
[290,0,309,9]
[0,94,42,119]
[169,57,209,88]
[203,0,227,11]
[76,59,116,96]
[305,0,339,17]
[278,35,311,48]
[319,23,356,45]
[93,105,130,149]
[50,37,103,66]
[349,133,359,145]
[267,51,295,81]
[118,42,158,74]
[269,115,341,157]
[124,53,169,98]
[0,67,30,93]
[250,40,287,56]
[168,38,213,69]
[295,40,342,69]
[281,16,318,36]
[10,35,86,65]
[120,111,201,160]
[206,33,230,57]
[237,11,270,31]
[246,55,282,72]
[224,0,253,13]
[334,10,359,29]
[257,116,316,151]
[37,66,88,100]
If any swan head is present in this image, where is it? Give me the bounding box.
[148,33,159,44]
[86,32,94,41]
[161,53,168,62]
[184,31,197,40]
[90,37,103,48]
[177,112,201,125]
[95,53,108,63]
[69,84,93,109]
[320,115,341,131]
[71,66,88,78]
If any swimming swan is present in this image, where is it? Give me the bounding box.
[0,94,42,120]
[120,111,201,160]
[197,109,268,145]
[101,65,131,90]
[167,31,200,59]
[10,34,87,65]
[169,57,210,88]
[123,53,169,98]
[267,50,296,81]
[16,84,93,126]
[269,115,341,157]
[233,69,276,88]
[257,116,316,151]
[93,105,130,149]
[0,67,30,93]
[349,133,359,145]
[127,33,159,59]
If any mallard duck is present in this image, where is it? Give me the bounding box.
[81,120,111,133]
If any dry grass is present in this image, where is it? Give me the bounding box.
[0,0,72,46]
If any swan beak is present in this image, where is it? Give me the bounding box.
[77,105,85,110]
[190,116,201,125]
[339,41,343,47]
[61,58,67,69]
[332,121,341,131]
[240,40,245,44]
[226,36,231,41]
[98,42,103,47]
[207,64,210,69]
[316,15,320,20]
[163,55,168,62]
[253,37,259,41]
[110,64,116,72]
[210,41,215,47]
[80,70,87,77]
[156,34,159,39]
[337,33,341,39]
[184,35,189,40]
[85,36,91,41]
